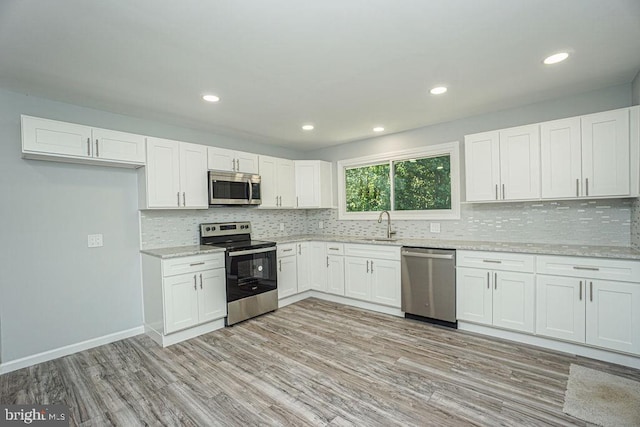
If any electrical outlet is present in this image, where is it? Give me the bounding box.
[430,223,441,233]
[319,221,324,229]
[279,223,285,231]
[88,234,103,248]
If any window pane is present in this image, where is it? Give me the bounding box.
[345,163,391,212]
[393,155,451,210]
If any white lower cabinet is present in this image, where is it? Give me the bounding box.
[277,244,298,299]
[325,243,345,295]
[296,242,311,292]
[310,242,329,293]
[456,251,535,334]
[141,252,227,345]
[344,244,401,308]
[536,255,640,355]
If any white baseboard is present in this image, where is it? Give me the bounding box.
[0,326,144,375]
[308,291,405,317]
[145,319,226,347]
[278,291,313,308]
[458,322,640,370]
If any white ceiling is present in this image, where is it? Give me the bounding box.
[1,1,639,152]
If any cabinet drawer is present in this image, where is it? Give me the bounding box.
[457,250,534,273]
[536,255,640,282]
[344,244,401,261]
[277,243,297,257]
[162,253,224,277]
[325,242,344,255]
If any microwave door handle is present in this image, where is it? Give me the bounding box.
[247,179,253,203]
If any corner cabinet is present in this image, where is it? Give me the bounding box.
[141,252,227,347]
[21,115,146,167]
[344,244,401,308]
[535,255,640,355]
[456,251,535,334]
[465,124,540,202]
[295,160,333,208]
[259,156,296,208]
[138,137,208,209]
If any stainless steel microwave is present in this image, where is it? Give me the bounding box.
[208,171,261,206]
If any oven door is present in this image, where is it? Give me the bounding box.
[209,171,261,205]
[226,246,277,302]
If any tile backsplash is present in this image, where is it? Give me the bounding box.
[140,198,634,249]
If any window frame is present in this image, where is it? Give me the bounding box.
[337,141,460,220]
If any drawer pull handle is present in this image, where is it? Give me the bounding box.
[483,259,502,264]
[573,266,599,271]
[329,247,340,251]
[283,248,293,252]
[190,262,205,266]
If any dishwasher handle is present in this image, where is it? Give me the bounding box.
[401,250,454,260]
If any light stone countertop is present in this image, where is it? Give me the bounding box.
[140,245,226,259]
[140,236,640,261]
[270,234,640,261]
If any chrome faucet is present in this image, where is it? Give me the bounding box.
[377,210,396,239]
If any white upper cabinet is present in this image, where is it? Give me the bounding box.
[581,109,630,197]
[465,125,539,201]
[259,155,295,208]
[21,115,145,167]
[295,160,333,208]
[541,109,631,199]
[207,147,259,174]
[140,137,208,209]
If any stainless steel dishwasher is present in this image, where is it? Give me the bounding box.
[401,247,457,327]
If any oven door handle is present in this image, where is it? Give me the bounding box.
[228,246,276,257]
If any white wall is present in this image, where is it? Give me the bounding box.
[0,88,304,364]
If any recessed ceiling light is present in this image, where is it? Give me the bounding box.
[373,127,385,132]
[302,124,314,131]
[430,86,447,95]
[202,94,220,102]
[543,52,569,65]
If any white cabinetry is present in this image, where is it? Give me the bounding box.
[456,251,535,333]
[465,124,540,201]
[277,244,298,299]
[295,160,333,208]
[540,109,631,199]
[296,242,311,292]
[344,244,401,308]
[310,242,329,293]
[141,252,227,346]
[259,156,296,208]
[207,147,259,174]
[326,243,345,295]
[21,115,145,167]
[536,256,640,355]
[139,137,208,209]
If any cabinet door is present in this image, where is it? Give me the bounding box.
[295,161,320,208]
[309,242,328,292]
[92,128,146,164]
[296,242,311,292]
[197,268,227,324]
[164,273,200,334]
[207,147,235,172]
[499,124,540,200]
[344,257,371,301]
[464,131,501,201]
[586,280,640,354]
[277,255,297,299]
[21,115,92,157]
[370,259,401,308]
[535,274,585,343]
[492,271,535,333]
[327,255,345,296]
[540,118,582,199]
[146,137,181,208]
[581,109,630,197]
[456,267,492,325]
[235,151,259,174]
[179,142,208,208]
[277,159,296,208]
[258,156,278,208]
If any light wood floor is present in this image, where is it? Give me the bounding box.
[2,298,640,426]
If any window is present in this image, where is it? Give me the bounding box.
[337,142,460,220]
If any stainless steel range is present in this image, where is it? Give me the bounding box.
[200,222,277,326]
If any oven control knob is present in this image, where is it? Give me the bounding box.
[212,227,216,230]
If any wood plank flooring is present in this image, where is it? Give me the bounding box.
[2,298,640,426]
